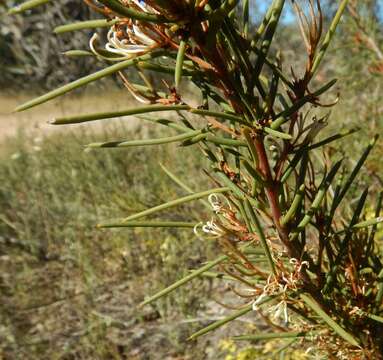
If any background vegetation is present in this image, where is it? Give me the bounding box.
[0,1,382,359]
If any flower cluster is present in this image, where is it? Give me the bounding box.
[194,194,250,240]
[252,258,309,323]
[89,0,165,59]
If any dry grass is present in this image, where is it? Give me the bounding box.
[0,104,260,359]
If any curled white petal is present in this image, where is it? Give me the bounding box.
[202,219,224,237]
[89,32,129,61]
[208,194,222,213]
[123,80,152,104]
[270,300,289,324]
[252,292,268,311]
[103,22,159,57]
[283,302,289,323]
[132,25,157,46]
[193,222,203,237]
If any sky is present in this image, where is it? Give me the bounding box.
[257,1,295,23]
[256,1,383,23]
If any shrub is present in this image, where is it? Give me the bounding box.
[10,0,383,357]
[1,0,99,88]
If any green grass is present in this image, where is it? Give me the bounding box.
[1,122,381,359]
[0,125,220,359]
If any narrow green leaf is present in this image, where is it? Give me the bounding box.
[250,48,293,90]
[211,0,240,21]
[244,199,277,276]
[183,133,247,147]
[137,61,197,76]
[361,311,383,324]
[8,0,51,14]
[214,171,261,210]
[181,133,207,146]
[251,0,276,44]
[334,136,378,211]
[241,159,265,185]
[272,338,299,356]
[311,0,350,75]
[264,126,292,140]
[158,163,211,209]
[376,268,383,306]
[233,331,306,341]
[16,51,166,112]
[140,241,256,307]
[300,293,359,347]
[335,217,383,235]
[306,128,359,151]
[54,19,119,34]
[290,160,342,240]
[189,295,275,341]
[214,172,246,199]
[97,0,169,23]
[159,163,194,194]
[242,128,258,165]
[63,48,125,59]
[271,79,337,130]
[367,192,383,254]
[63,50,93,57]
[280,150,304,183]
[140,255,228,307]
[175,39,187,88]
[188,304,253,340]
[114,187,229,223]
[243,0,249,36]
[336,188,369,261]
[205,135,247,147]
[52,104,190,125]
[281,184,305,225]
[97,221,197,229]
[136,115,189,132]
[86,130,201,148]
[243,128,260,195]
[189,109,248,125]
[199,271,234,280]
[253,0,285,78]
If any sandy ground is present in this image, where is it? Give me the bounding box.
[0,89,143,143]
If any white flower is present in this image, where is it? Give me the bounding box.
[202,219,225,237]
[193,219,225,238]
[208,193,232,214]
[269,300,289,324]
[103,20,161,57]
[289,257,309,273]
[208,194,222,213]
[252,292,268,311]
[89,0,162,59]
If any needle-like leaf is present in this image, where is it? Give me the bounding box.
[16,51,167,112]
[8,0,51,14]
[115,187,229,223]
[300,293,359,347]
[54,19,119,34]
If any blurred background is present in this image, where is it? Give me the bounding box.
[0,1,382,359]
